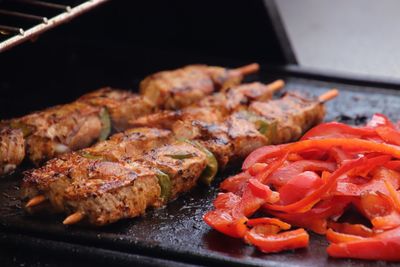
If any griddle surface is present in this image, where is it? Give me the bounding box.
[1,77,400,266]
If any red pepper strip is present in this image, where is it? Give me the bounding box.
[371,211,400,230]
[265,157,368,213]
[244,228,309,253]
[255,153,288,184]
[335,166,400,197]
[205,181,273,238]
[376,127,400,146]
[267,160,336,188]
[245,138,400,173]
[248,163,268,176]
[287,153,303,161]
[327,222,374,237]
[348,155,392,177]
[285,138,400,158]
[247,217,291,230]
[248,179,273,200]
[367,113,395,129]
[355,191,400,230]
[232,182,268,219]
[247,179,280,204]
[278,171,323,205]
[385,160,400,171]
[242,144,288,170]
[327,227,400,261]
[385,179,400,213]
[326,228,364,243]
[222,154,287,195]
[213,192,241,210]
[220,171,252,193]
[301,122,378,140]
[203,210,248,238]
[251,224,281,235]
[269,196,352,235]
[328,147,356,164]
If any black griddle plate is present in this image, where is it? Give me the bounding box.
[1,77,400,267]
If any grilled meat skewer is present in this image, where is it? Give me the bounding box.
[22,84,336,226]
[22,81,283,224]
[140,63,259,109]
[0,128,25,175]
[0,64,259,176]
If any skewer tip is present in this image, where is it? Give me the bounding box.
[63,212,84,225]
[234,63,260,75]
[318,89,339,103]
[268,79,285,92]
[25,195,46,208]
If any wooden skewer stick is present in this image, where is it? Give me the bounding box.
[234,63,260,75]
[268,79,285,93]
[25,195,46,208]
[63,212,84,225]
[318,89,339,103]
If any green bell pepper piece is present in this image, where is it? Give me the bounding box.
[99,108,111,141]
[156,169,172,201]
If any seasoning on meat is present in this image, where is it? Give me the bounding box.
[22,82,337,226]
[0,64,259,175]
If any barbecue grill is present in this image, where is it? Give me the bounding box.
[1,1,400,266]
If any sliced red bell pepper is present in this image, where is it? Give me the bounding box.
[375,126,400,146]
[269,196,352,235]
[326,228,364,243]
[301,122,377,140]
[247,217,291,230]
[247,179,276,202]
[222,154,287,194]
[335,166,400,197]
[205,114,400,259]
[278,171,323,205]
[242,144,287,170]
[232,182,268,218]
[327,226,400,261]
[327,222,373,237]
[203,210,248,238]
[267,160,336,188]
[355,191,400,230]
[384,179,400,213]
[328,147,356,164]
[244,228,309,253]
[220,171,252,193]
[266,157,367,213]
[367,113,396,129]
[213,192,241,211]
[384,160,400,171]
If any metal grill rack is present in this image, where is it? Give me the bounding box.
[0,0,108,52]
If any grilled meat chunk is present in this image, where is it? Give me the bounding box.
[130,82,283,129]
[131,82,285,168]
[8,102,103,166]
[139,64,259,110]
[140,141,208,200]
[23,136,208,225]
[249,92,325,144]
[225,112,269,159]
[78,88,154,132]
[0,128,25,175]
[82,127,174,162]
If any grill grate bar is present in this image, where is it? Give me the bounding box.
[14,0,71,11]
[0,0,109,52]
[0,9,48,23]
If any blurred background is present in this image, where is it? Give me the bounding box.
[277,0,400,79]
